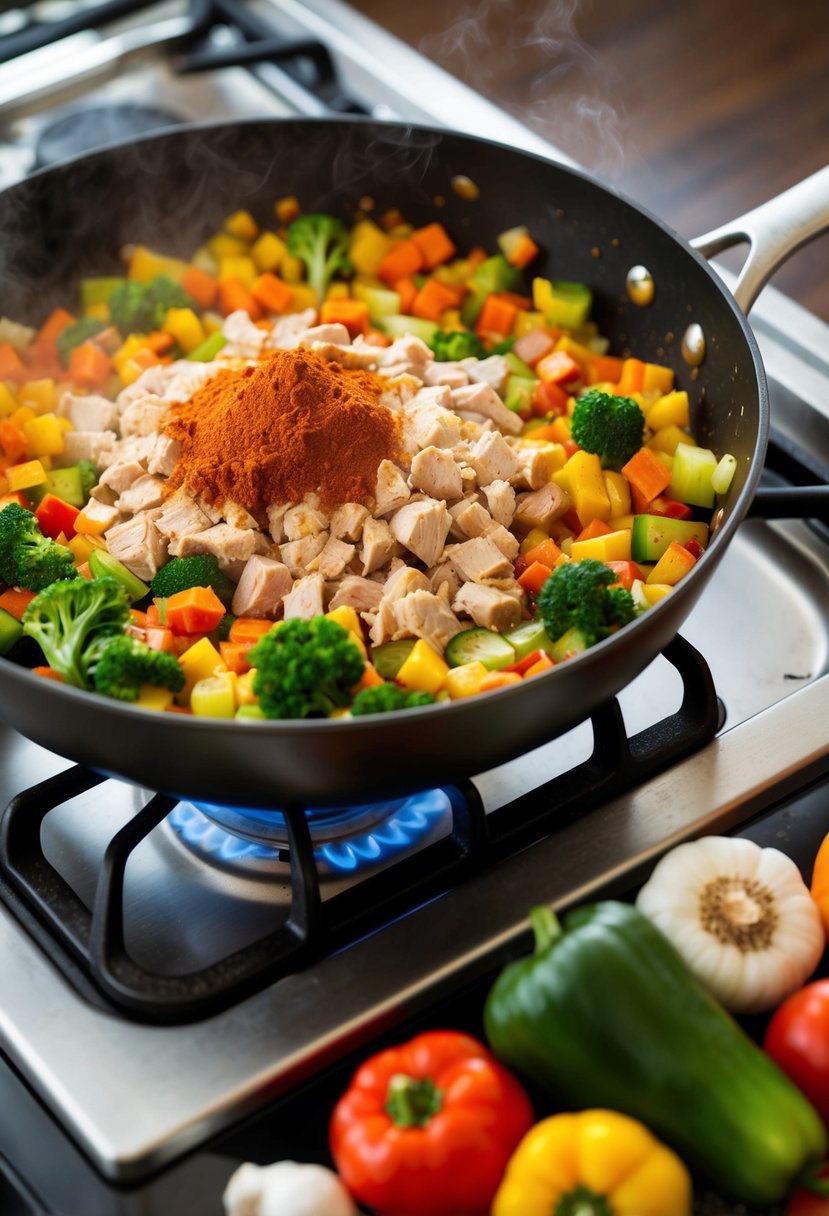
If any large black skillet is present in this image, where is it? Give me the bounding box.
[0,119,826,808]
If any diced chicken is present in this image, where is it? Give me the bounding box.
[310,342,379,370]
[374,335,433,376]
[282,572,325,620]
[97,433,155,469]
[263,308,317,349]
[58,430,117,466]
[160,361,220,404]
[513,482,569,531]
[451,500,494,540]
[89,482,117,506]
[58,391,118,433]
[330,502,369,542]
[422,361,470,389]
[119,394,168,438]
[484,523,520,561]
[360,516,398,575]
[230,555,293,618]
[300,322,351,347]
[283,503,329,541]
[368,566,431,645]
[450,382,523,435]
[98,459,147,496]
[154,488,214,540]
[513,444,563,490]
[328,575,385,614]
[147,433,181,478]
[427,560,462,603]
[389,498,451,568]
[221,309,267,358]
[448,536,514,583]
[308,536,356,579]
[105,511,168,581]
[402,400,463,452]
[266,503,289,544]
[115,473,166,515]
[461,354,511,394]
[279,533,328,577]
[481,479,516,528]
[452,582,524,632]
[409,446,464,501]
[220,500,260,531]
[374,461,411,515]
[393,589,463,653]
[466,430,521,486]
[78,497,121,533]
[174,523,269,571]
[115,365,170,408]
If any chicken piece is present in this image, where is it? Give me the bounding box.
[452,582,524,632]
[119,394,168,438]
[328,575,385,614]
[513,444,564,490]
[147,433,181,478]
[330,502,369,542]
[282,572,326,620]
[389,498,451,568]
[154,487,214,540]
[481,479,516,528]
[308,536,356,579]
[115,473,166,515]
[359,516,398,575]
[451,500,494,539]
[58,430,117,466]
[221,309,267,358]
[174,523,269,571]
[79,497,121,532]
[283,503,329,541]
[484,523,520,561]
[409,446,464,501]
[427,559,462,603]
[300,322,351,347]
[448,536,514,583]
[105,511,168,582]
[450,383,523,435]
[368,566,431,646]
[466,430,521,486]
[263,308,317,349]
[461,354,511,394]
[115,365,170,408]
[160,361,219,404]
[393,589,463,653]
[374,461,411,515]
[513,482,569,531]
[403,401,463,452]
[374,335,433,376]
[266,503,289,545]
[221,500,260,531]
[279,533,328,577]
[422,361,470,389]
[97,433,155,470]
[98,459,148,497]
[58,392,119,433]
[230,555,293,618]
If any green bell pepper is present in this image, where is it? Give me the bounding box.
[484,900,826,1206]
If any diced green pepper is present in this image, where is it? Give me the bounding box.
[80,276,126,311]
[0,606,23,656]
[503,619,556,661]
[88,548,149,602]
[533,278,592,329]
[503,373,537,414]
[380,314,438,344]
[45,466,84,508]
[185,332,227,363]
[504,350,536,379]
[461,255,521,326]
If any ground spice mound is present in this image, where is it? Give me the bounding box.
[164,347,402,515]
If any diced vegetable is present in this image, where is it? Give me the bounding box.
[630,514,709,563]
[444,627,516,671]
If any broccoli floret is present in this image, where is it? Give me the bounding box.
[150,555,235,606]
[286,214,352,302]
[570,388,645,470]
[351,683,436,716]
[0,502,78,591]
[108,275,194,336]
[21,576,132,688]
[428,329,487,362]
[537,558,636,647]
[55,317,106,367]
[247,616,365,719]
[91,633,185,702]
[77,458,99,499]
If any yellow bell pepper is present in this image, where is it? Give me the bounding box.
[250,230,287,273]
[492,1109,692,1216]
[395,638,449,694]
[0,382,17,417]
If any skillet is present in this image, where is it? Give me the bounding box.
[0,118,826,808]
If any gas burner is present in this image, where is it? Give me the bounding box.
[169,789,455,875]
[34,102,183,167]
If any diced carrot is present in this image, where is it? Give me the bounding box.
[523,536,563,569]
[394,277,418,314]
[466,246,488,269]
[517,560,553,596]
[0,420,29,462]
[228,617,274,645]
[275,195,301,225]
[363,327,392,348]
[181,264,219,310]
[378,239,425,286]
[411,222,456,269]
[319,297,370,338]
[586,354,624,385]
[474,294,518,340]
[0,342,27,382]
[478,670,523,693]
[35,307,76,351]
[219,640,254,675]
[504,648,548,676]
[622,446,672,505]
[532,379,569,417]
[75,562,93,579]
[350,661,385,694]
[617,357,646,394]
[145,625,176,653]
[217,277,263,319]
[66,342,113,389]
[576,517,613,542]
[411,277,461,322]
[640,492,694,521]
[604,560,643,592]
[536,349,582,384]
[143,331,176,356]
[165,586,226,636]
[524,653,555,677]
[251,272,295,314]
[0,586,35,620]
[506,232,540,269]
[32,665,65,682]
[491,290,533,310]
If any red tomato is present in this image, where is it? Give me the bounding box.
[786,1164,829,1216]
[764,979,829,1126]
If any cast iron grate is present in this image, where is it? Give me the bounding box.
[0,635,718,1025]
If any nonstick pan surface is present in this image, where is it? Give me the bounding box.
[0,118,775,807]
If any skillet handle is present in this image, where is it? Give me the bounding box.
[689,165,829,315]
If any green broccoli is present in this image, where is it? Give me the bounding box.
[247,615,365,719]
[428,329,488,362]
[77,458,99,499]
[286,214,352,302]
[108,275,195,336]
[537,558,636,648]
[0,502,78,591]
[351,683,436,716]
[55,317,106,367]
[570,388,645,470]
[150,554,235,606]
[21,575,132,688]
[90,634,185,702]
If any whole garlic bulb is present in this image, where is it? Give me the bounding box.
[223,1160,360,1216]
[635,835,825,1013]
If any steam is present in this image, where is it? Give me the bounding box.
[420,0,626,179]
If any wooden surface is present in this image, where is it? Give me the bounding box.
[350,0,829,321]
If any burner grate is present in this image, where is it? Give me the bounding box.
[0,636,719,1024]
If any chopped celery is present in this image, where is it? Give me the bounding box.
[186,331,227,362]
[711,452,738,495]
[503,619,557,660]
[380,314,438,343]
[504,350,536,379]
[80,276,125,311]
[669,442,718,507]
[503,373,537,413]
[351,281,401,320]
[88,548,149,602]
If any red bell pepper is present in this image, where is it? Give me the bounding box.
[34,492,80,541]
[329,1029,534,1216]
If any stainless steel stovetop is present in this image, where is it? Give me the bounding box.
[1,3,829,1213]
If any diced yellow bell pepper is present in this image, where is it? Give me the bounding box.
[279,254,305,285]
[564,449,611,523]
[513,309,546,337]
[519,527,550,555]
[10,405,35,429]
[440,308,462,330]
[287,284,319,312]
[642,361,675,394]
[647,390,690,431]
[224,209,259,241]
[234,669,258,707]
[23,413,65,458]
[603,470,631,518]
[206,232,249,261]
[84,301,110,323]
[218,255,257,289]
[325,605,368,659]
[162,307,206,354]
[250,230,287,273]
[68,533,97,564]
[348,219,394,278]
[0,382,17,417]
[649,424,694,456]
[7,459,47,492]
[647,540,697,586]
[18,379,56,414]
[127,245,189,283]
[554,333,594,371]
[190,671,238,718]
[134,685,177,712]
[638,581,673,605]
[571,528,632,563]
[609,513,635,533]
[176,637,226,705]
[443,660,489,699]
[395,638,450,694]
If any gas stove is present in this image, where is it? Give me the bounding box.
[1,3,829,1214]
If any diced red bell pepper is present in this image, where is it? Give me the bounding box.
[604,560,643,592]
[531,378,569,417]
[34,493,80,541]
